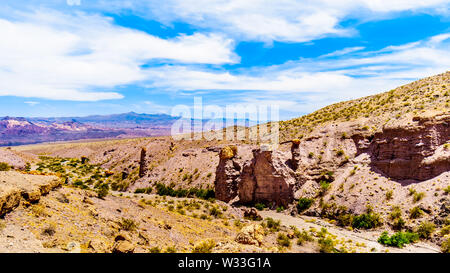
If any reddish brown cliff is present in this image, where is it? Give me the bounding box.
[353,114,450,181]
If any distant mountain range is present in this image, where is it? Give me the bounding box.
[0,112,257,146]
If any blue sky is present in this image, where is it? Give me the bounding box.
[0,0,449,120]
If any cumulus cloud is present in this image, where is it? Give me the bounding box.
[0,10,237,101]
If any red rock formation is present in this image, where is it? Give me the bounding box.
[139,148,147,178]
[353,114,450,181]
[214,146,241,202]
[238,149,297,207]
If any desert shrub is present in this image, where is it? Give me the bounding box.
[440,225,450,236]
[443,186,450,195]
[42,224,56,236]
[276,206,285,212]
[390,206,402,220]
[265,218,281,232]
[192,239,216,253]
[134,187,152,194]
[386,190,393,200]
[441,238,450,253]
[97,183,109,199]
[149,247,161,253]
[295,230,314,245]
[0,162,11,171]
[352,208,382,229]
[276,233,291,248]
[413,192,425,203]
[155,183,215,200]
[165,246,177,253]
[392,218,406,230]
[318,237,336,253]
[255,203,266,211]
[119,218,138,231]
[209,206,222,218]
[410,206,423,219]
[297,198,314,212]
[416,222,435,239]
[319,181,331,194]
[377,231,419,248]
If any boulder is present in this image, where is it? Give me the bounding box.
[112,240,135,253]
[242,208,262,221]
[235,224,264,246]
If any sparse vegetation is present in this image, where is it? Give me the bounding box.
[276,233,291,248]
[0,162,11,171]
[416,222,435,239]
[192,239,216,253]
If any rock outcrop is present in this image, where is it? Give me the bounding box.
[138,148,147,178]
[238,149,297,207]
[353,114,450,181]
[0,172,61,216]
[214,146,241,202]
[235,224,264,246]
[290,139,301,170]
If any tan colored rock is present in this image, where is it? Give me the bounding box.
[112,240,135,253]
[235,224,264,246]
[219,146,237,160]
[115,231,132,242]
[22,188,41,203]
[88,239,108,253]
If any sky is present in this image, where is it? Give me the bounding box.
[0,0,449,120]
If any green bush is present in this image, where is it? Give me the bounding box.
[352,208,382,229]
[377,231,419,248]
[0,162,11,171]
[97,183,109,199]
[134,187,152,194]
[254,203,266,211]
[297,198,314,212]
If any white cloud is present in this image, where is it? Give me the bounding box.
[0,10,237,101]
[99,0,450,42]
[141,33,450,112]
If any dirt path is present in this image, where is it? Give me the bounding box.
[259,211,440,253]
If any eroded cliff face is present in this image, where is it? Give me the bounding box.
[238,149,297,207]
[214,146,242,202]
[353,114,450,181]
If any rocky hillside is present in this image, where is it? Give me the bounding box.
[279,71,449,142]
[2,71,449,253]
